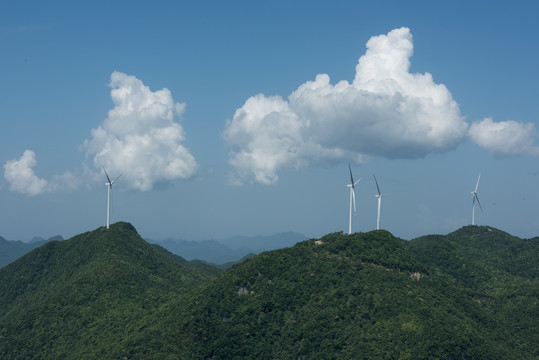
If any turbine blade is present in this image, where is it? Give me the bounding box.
[348,164,355,186]
[111,173,123,185]
[374,175,381,196]
[475,194,483,212]
[475,173,481,193]
[102,166,111,184]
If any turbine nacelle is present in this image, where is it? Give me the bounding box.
[103,166,122,188]
[348,164,360,188]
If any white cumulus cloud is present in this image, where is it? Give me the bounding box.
[4,150,49,196]
[223,27,467,184]
[3,150,80,196]
[83,71,198,191]
[469,117,539,157]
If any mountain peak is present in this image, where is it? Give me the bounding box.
[300,230,426,274]
[450,224,506,236]
[0,221,191,308]
[0,221,221,358]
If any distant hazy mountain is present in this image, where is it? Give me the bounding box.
[218,231,307,251]
[0,237,45,269]
[0,235,64,269]
[30,235,64,243]
[147,231,306,264]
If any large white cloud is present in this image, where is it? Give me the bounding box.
[223,27,468,184]
[83,71,198,191]
[3,150,48,196]
[469,117,539,157]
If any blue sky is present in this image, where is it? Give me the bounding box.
[1,0,538,242]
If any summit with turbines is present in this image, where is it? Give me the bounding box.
[345,167,485,233]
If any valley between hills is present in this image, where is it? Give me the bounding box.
[0,222,536,359]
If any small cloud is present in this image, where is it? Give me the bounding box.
[226,173,246,187]
[48,171,81,192]
[4,150,49,196]
[83,71,198,191]
[223,27,467,184]
[469,117,539,157]
[3,150,79,196]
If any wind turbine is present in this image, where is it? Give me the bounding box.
[471,173,482,225]
[373,175,383,230]
[102,166,122,229]
[347,164,361,235]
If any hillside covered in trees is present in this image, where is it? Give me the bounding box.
[0,236,51,269]
[0,222,536,359]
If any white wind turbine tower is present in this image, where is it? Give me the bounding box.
[471,173,482,225]
[373,175,384,230]
[102,166,122,229]
[347,165,361,235]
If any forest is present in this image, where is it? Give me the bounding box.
[0,222,536,359]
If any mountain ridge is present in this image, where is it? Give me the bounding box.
[0,223,535,359]
[405,225,538,356]
[148,229,514,359]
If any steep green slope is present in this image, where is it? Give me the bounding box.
[406,226,538,358]
[0,222,220,359]
[138,231,511,359]
[0,236,47,269]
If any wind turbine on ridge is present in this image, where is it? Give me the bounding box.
[373,175,384,230]
[347,164,361,235]
[102,166,122,229]
[471,173,482,225]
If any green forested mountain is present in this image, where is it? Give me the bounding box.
[405,226,538,358]
[141,230,518,359]
[0,222,220,359]
[0,223,536,359]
